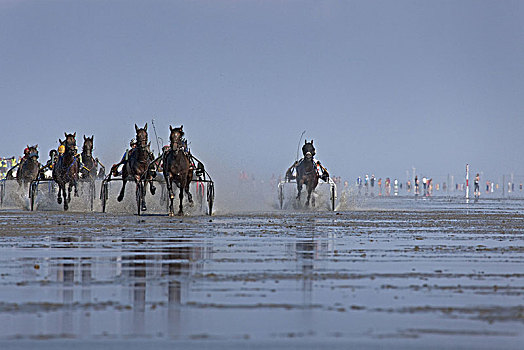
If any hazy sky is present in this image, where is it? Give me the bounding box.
[1,0,523,184]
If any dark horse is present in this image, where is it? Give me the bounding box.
[163,125,193,216]
[295,140,319,207]
[79,135,98,181]
[16,145,40,188]
[53,133,79,211]
[117,123,156,211]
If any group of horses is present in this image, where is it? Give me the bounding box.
[117,123,194,216]
[12,133,100,211]
[11,124,194,215]
[11,125,328,214]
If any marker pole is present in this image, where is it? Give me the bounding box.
[465,164,469,200]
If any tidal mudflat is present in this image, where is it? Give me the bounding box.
[0,197,523,349]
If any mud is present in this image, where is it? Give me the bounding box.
[0,197,523,349]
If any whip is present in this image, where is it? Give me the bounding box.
[295,130,306,162]
[151,118,161,157]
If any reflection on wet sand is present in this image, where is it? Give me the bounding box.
[39,236,210,339]
[0,202,523,349]
[291,235,334,305]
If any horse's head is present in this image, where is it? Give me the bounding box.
[82,135,94,156]
[302,139,316,159]
[169,125,184,149]
[26,144,39,160]
[135,123,148,150]
[59,132,77,156]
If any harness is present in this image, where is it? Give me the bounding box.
[56,154,77,173]
[66,155,77,172]
[79,153,97,173]
[163,144,195,173]
[294,157,329,180]
[304,164,316,176]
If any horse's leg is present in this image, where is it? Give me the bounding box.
[63,184,69,211]
[178,179,184,216]
[57,182,63,204]
[185,175,193,206]
[305,181,311,207]
[165,174,175,200]
[74,178,79,197]
[149,178,156,195]
[67,182,72,203]
[307,182,314,207]
[141,180,147,211]
[117,178,127,202]
[296,179,303,200]
[167,176,174,216]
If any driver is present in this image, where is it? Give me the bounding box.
[58,144,65,157]
[287,152,329,183]
[17,147,31,171]
[47,149,58,169]
[315,159,329,182]
[111,138,137,176]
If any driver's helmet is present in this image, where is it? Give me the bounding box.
[130,138,137,147]
[58,145,65,154]
[24,148,29,155]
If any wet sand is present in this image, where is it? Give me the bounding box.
[0,197,523,349]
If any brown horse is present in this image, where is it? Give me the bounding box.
[52,133,79,211]
[16,145,40,188]
[79,135,98,181]
[117,123,156,212]
[163,125,193,216]
[295,140,319,207]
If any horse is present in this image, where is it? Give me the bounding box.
[163,125,194,216]
[79,135,98,181]
[52,133,79,211]
[117,123,156,212]
[295,139,319,207]
[16,145,40,188]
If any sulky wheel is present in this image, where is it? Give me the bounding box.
[207,182,214,215]
[0,181,4,207]
[278,184,284,209]
[331,185,336,211]
[29,181,38,211]
[89,181,95,212]
[101,181,108,213]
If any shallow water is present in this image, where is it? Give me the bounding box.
[0,196,523,349]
